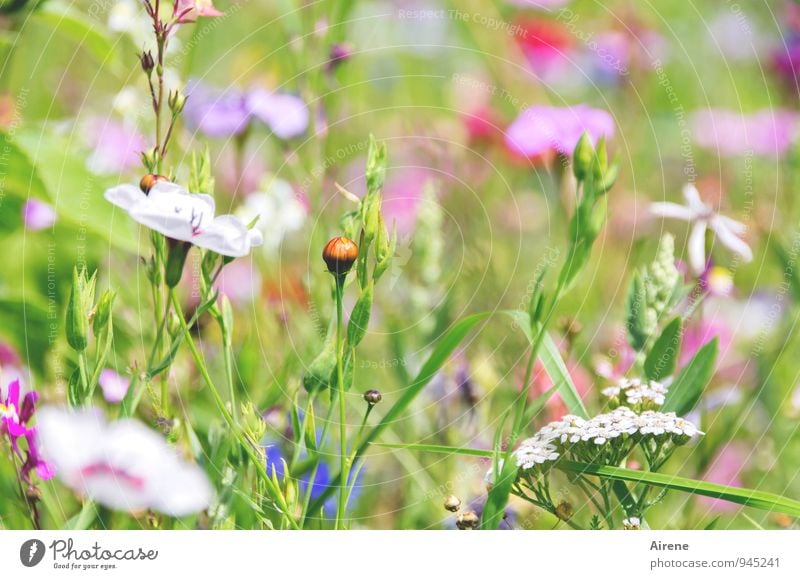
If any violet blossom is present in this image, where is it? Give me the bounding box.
[1,379,54,484]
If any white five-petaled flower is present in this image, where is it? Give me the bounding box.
[37,407,213,517]
[650,183,752,274]
[105,182,263,257]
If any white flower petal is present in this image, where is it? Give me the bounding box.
[682,183,709,213]
[649,202,696,221]
[105,184,145,211]
[711,216,753,262]
[195,215,264,257]
[688,220,708,274]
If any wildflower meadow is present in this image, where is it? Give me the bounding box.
[2,0,800,540]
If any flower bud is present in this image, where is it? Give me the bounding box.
[456,511,480,530]
[327,43,352,73]
[572,131,593,181]
[140,50,155,73]
[555,501,573,521]
[92,289,116,336]
[66,267,96,352]
[165,240,192,288]
[443,495,461,512]
[168,89,187,114]
[140,173,169,194]
[323,236,358,276]
[363,389,382,405]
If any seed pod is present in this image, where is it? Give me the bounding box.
[363,389,382,405]
[456,511,480,530]
[443,495,461,513]
[322,236,358,275]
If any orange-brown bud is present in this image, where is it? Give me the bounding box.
[139,174,169,194]
[322,236,358,275]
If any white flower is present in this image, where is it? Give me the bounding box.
[37,407,213,516]
[236,178,306,252]
[514,437,560,470]
[623,516,641,529]
[606,377,668,407]
[650,183,752,274]
[635,411,704,439]
[105,182,263,257]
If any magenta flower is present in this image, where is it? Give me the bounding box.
[183,80,309,140]
[22,199,56,231]
[1,379,54,483]
[98,369,130,404]
[505,105,614,158]
[690,108,800,158]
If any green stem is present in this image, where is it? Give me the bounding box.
[168,289,300,529]
[334,274,349,529]
[78,352,91,406]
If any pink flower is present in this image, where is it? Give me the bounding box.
[505,105,615,158]
[174,0,223,23]
[698,443,749,513]
[98,369,130,404]
[680,319,733,368]
[690,108,800,158]
[213,259,262,304]
[22,199,56,231]
[85,118,147,175]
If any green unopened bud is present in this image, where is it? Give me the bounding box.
[92,289,116,335]
[373,219,397,281]
[140,148,160,173]
[66,267,96,351]
[165,240,192,288]
[168,89,187,115]
[592,136,608,181]
[572,132,593,181]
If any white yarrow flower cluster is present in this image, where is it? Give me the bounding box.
[602,377,668,408]
[513,406,703,472]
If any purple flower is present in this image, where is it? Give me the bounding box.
[505,105,614,158]
[1,379,54,483]
[690,108,800,157]
[22,199,56,231]
[184,80,309,140]
[98,369,130,404]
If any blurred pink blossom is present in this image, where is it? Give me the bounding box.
[22,199,56,231]
[85,118,147,175]
[690,108,800,157]
[698,442,749,513]
[98,369,130,404]
[214,259,262,304]
[505,105,614,158]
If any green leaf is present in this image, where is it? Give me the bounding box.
[376,444,800,517]
[557,461,800,517]
[644,316,682,381]
[346,281,373,347]
[540,333,589,419]
[662,338,718,415]
[504,310,589,419]
[481,459,519,529]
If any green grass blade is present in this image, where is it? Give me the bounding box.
[662,338,718,415]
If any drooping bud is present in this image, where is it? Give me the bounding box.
[363,389,382,405]
[443,495,461,513]
[322,236,358,276]
[140,173,169,193]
